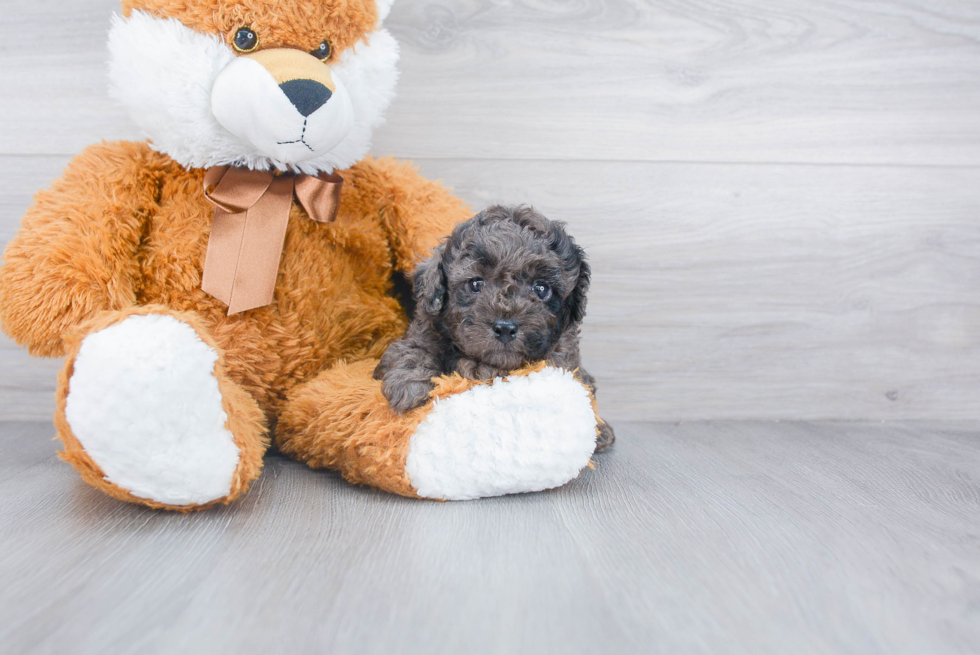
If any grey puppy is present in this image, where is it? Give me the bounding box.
[374,205,614,452]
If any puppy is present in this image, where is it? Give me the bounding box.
[374,205,615,452]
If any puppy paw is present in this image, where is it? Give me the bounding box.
[382,377,435,414]
[595,419,616,453]
[457,358,508,381]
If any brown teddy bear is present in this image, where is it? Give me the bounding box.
[0,0,602,511]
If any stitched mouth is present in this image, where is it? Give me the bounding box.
[276,118,315,152]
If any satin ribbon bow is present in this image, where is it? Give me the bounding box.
[201,166,344,315]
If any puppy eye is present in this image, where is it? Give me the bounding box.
[233,27,259,53]
[468,279,485,293]
[311,40,333,61]
[532,281,551,300]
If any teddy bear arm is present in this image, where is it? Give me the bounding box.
[350,156,472,273]
[277,359,421,498]
[0,142,159,356]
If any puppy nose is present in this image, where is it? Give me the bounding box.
[279,79,332,117]
[492,319,519,345]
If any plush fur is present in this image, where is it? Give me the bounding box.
[109,9,399,173]
[122,0,383,59]
[1,139,470,508]
[0,141,465,415]
[55,305,268,511]
[374,205,615,451]
[278,360,598,500]
[0,0,609,509]
[405,365,599,500]
[65,313,244,506]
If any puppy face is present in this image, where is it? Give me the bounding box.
[108,0,398,174]
[415,206,590,370]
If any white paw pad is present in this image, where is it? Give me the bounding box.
[405,367,598,500]
[65,314,240,506]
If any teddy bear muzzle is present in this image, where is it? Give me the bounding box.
[210,48,355,164]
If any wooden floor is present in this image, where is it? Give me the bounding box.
[1,420,978,654]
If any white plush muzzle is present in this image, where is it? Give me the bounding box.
[210,56,355,164]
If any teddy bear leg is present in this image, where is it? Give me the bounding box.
[277,360,599,500]
[55,306,268,511]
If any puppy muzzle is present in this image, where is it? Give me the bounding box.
[211,48,355,164]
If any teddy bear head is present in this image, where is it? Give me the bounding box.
[108,0,399,174]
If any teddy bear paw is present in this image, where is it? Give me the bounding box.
[404,366,598,500]
[63,314,242,506]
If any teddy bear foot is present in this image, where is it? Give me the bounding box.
[405,366,599,500]
[56,309,267,510]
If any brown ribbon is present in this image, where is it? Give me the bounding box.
[201,166,344,315]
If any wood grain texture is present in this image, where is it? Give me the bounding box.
[2,1,980,164]
[381,0,980,165]
[1,420,978,654]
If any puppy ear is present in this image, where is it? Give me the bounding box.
[413,242,448,315]
[548,221,591,323]
[569,257,591,323]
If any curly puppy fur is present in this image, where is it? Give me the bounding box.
[374,205,614,451]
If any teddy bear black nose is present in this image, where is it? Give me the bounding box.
[492,319,519,345]
[279,79,332,117]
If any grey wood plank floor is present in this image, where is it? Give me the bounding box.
[2,420,978,655]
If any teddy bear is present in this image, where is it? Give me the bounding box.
[0,0,602,511]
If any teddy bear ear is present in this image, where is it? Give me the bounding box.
[376,0,395,23]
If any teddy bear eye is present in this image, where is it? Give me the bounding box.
[311,40,333,61]
[532,281,551,300]
[468,279,485,293]
[233,27,259,53]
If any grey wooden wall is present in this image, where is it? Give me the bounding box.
[1,0,979,422]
